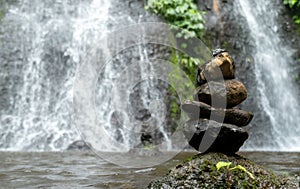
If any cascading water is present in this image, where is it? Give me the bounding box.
[0,0,110,151]
[2,0,298,153]
[0,0,173,151]
[235,0,300,151]
[0,0,88,151]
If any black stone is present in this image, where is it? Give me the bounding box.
[66,140,91,151]
[184,119,249,154]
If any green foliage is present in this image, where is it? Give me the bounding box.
[169,50,199,83]
[146,0,205,39]
[146,0,206,79]
[145,1,207,121]
[216,161,255,180]
[283,0,300,8]
[283,0,300,32]
[230,165,255,180]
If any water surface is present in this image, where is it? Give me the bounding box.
[0,151,299,188]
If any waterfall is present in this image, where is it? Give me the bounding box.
[2,0,298,152]
[0,0,174,152]
[235,0,300,151]
[0,0,111,151]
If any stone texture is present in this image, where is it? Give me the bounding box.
[148,153,298,189]
[194,79,247,108]
[66,140,91,151]
[181,100,253,126]
[196,51,235,86]
[184,119,249,154]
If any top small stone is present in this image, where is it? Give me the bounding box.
[212,48,228,57]
[196,49,235,86]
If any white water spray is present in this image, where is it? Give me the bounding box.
[0,0,111,151]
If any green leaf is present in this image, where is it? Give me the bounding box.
[189,9,195,14]
[229,165,255,179]
[292,0,298,6]
[166,8,175,15]
[216,161,232,170]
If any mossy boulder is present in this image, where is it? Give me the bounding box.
[148,153,298,189]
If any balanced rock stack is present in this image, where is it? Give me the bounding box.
[181,49,254,154]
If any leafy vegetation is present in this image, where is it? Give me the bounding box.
[145,0,206,82]
[145,0,207,119]
[146,0,205,39]
[283,0,300,32]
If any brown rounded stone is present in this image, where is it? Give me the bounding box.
[193,79,247,108]
[196,51,235,86]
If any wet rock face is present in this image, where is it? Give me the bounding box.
[184,119,249,154]
[194,79,247,108]
[66,140,91,151]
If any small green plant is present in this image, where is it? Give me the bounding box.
[216,161,255,179]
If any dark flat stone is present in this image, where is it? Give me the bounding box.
[184,119,249,154]
[181,100,253,126]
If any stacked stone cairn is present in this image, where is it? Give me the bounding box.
[181,49,254,154]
